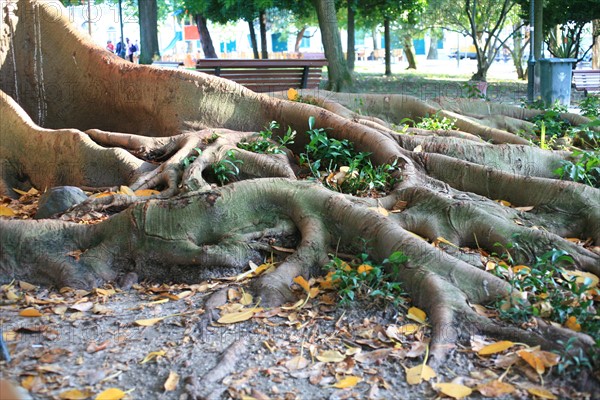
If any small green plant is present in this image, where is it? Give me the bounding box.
[327,251,408,306]
[181,147,202,169]
[554,338,595,378]
[299,116,398,196]
[237,121,296,154]
[211,150,243,185]
[553,150,600,188]
[414,112,457,131]
[462,82,487,100]
[578,95,600,119]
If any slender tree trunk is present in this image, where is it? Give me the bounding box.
[294,26,307,53]
[372,26,379,50]
[346,0,356,72]
[248,19,259,59]
[311,0,353,91]
[511,24,527,80]
[138,0,159,64]
[427,29,440,60]
[259,10,268,59]
[402,34,417,70]
[194,14,218,58]
[593,20,600,69]
[384,17,391,76]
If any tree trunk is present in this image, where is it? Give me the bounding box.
[294,26,306,53]
[259,10,268,59]
[311,0,353,91]
[426,29,439,60]
[346,0,356,72]
[2,0,599,374]
[248,19,259,59]
[593,20,600,70]
[194,14,218,59]
[511,24,527,80]
[372,26,379,50]
[138,0,159,64]
[402,34,417,70]
[384,17,391,76]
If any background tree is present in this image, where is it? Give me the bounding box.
[138,0,160,64]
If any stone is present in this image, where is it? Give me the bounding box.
[35,186,88,219]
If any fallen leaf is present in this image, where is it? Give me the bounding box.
[406,307,427,324]
[357,264,373,274]
[518,349,546,374]
[19,308,42,317]
[95,388,126,400]
[240,292,253,306]
[354,349,394,364]
[0,205,16,216]
[476,380,516,397]
[368,206,389,216]
[404,364,436,385]
[18,281,36,291]
[70,302,94,312]
[477,340,514,356]
[561,269,598,288]
[435,237,459,248]
[140,350,166,364]
[293,276,310,293]
[164,371,180,391]
[526,387,558,399]
[413,145,423,153]
[433,382,473,399]
[135,317,166,326]
[134,189,160,197]
[58,388,93,399]
[117,185,135,196]
[284,356,309,370]
[316,350,346,363]
[332,376,361,389]
[217,308,256,324]
[287,88,299,101]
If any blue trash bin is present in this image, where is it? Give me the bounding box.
[538,58,577,107]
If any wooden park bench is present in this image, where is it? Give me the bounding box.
[195,58,328,93]
[572,69,600,96]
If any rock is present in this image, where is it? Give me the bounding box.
[35,186,88,219]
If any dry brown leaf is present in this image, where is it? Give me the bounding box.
[19,308,42,317]
[284,356,309,371]
[526,387,558,399]
[135,316,166,326]
[217,308,256,324]
[70,302,94,312]
[18,281,36,291]
[0,205,16,217]
[477,340,514,356]
[164,371,180,391]
[293,276,310,293]
[316,350,345,363]
[140,350,166,364]
[240,292,253,306]
[476,380,516,397]
[406,307,427,324]
[354,349,394,364]
[433,382,473,399]
[331,375,361,389]
[95,388,126,400]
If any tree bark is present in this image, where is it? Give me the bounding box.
[259,10,268,59]
[294,26,307,53]
[346,0,356,72]
[138,0,159,64]
[384,17,391,76]
[426,29,440,60]
[194,14,218,59]
[593,20,600,69]
[402,34,417,70]
[311,0,353,91]
[248,19,259,59]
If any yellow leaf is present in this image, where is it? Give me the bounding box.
[561,269,598,288]
[497,199,512,207]
[309,287,320,298]
[316,350,346,363]
[19,308,42,317]
[18,281,36,291]
[90,192,115,199]
[164,371,180,391]
[526,387,558,399]
[435,237,459,248]
[0,205,16,217]
[134,317,165,326]
[476,380,516,397]
[512,265,530,274]
[240,292,253,306]
[140,350,166,364]
[565,316,581,332]
[95,388,126,400]
[118,186,135,196]
[281,298,305,310]
[433,383,473,399]
[357,264,373,274]
[332,376,361,389]
[133,189,160,197]
[12,188,29,196]
[59,389,93,399]
[518,350,546,374]
[398,324,420,335]
[477,340,514,356]
[406,307,427,324]
[287,88,299,101]
[405,364,436,385]
[293,276,311,293]
[217,308,255,324]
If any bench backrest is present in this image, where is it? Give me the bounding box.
[196,59,328,93]
[573,70,600,88]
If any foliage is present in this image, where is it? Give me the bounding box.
[300,117,398,196]
[326,251,408,306]
[238,121,296,154]
[181,147,202,169]
[554,150,600,188]
[413,112,457,131]
[578,96,600,119]
[493,249,599,347]
[211,150,243,185]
